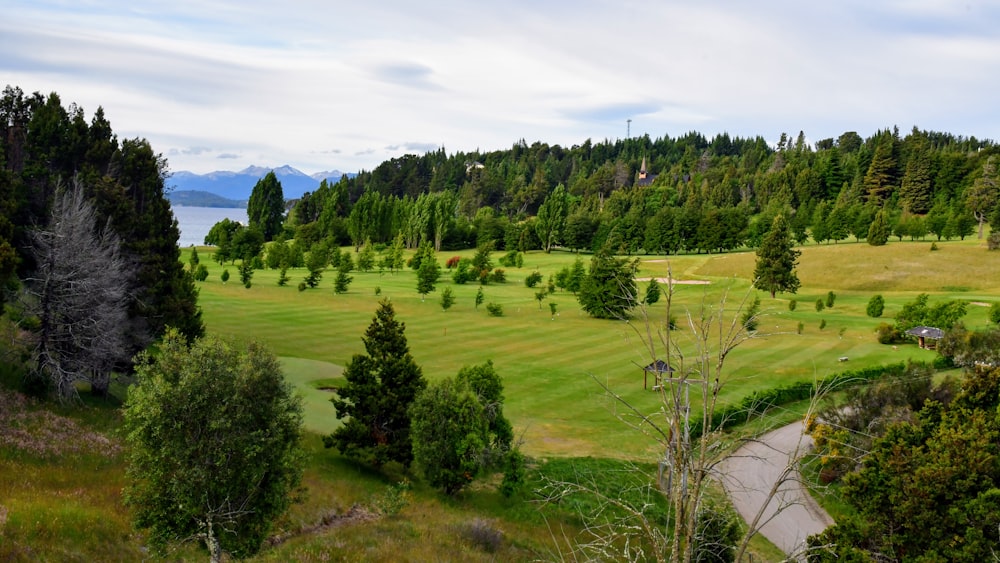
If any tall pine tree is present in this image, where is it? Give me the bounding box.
[324,300,426,468]
[753,214,801,298]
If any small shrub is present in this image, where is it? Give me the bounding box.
[825,291,836,308]
[486,302,503,317]
[988,231,1000,250]
[500,449,526,498]
[498,250,519,267]
[876,322,902,344]
[819,319,827,330]
[990,302,1000,324]
[549,302,558,318]
[490,268,506,283]
[838,327,846,339]
[297,281,307,292]
[930,242,939,251]
[525,271,543,288]
[797,321,804,335]
[375,286,382,296]
[815,299,825,312]
[458,518,504,553]
[446,256,461,269]
[788,299,797,312]
[194,264,209,281]
[371,480,411,517]
[867,294,885,318]
[221,269,230,283]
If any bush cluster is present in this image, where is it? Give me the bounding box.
[690,362,910,438]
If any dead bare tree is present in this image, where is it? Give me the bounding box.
[22,178,130,401]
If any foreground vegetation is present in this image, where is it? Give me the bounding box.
[2,234,996,561]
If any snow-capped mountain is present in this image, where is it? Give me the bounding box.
[166,166,353,204]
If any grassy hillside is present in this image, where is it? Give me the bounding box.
[195,238,994,459]
[2,236,994,561]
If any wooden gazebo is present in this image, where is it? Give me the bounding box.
[643,359,675,390]
[905,326,944,349]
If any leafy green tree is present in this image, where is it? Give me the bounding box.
[866,208,890,246]
[810,200,831,243]
[752,214,801,298]
[123,329,304,563]
[410,377,486,494]
[991,302,1000,325]
[525,270,543,288]
[534,289,547,309]
[440,286,455,311]
[867,294,885,318]
[567,256,587,294]
[265,237,289,270]
[825,291,836,308]
[194,264,209,282]
[188,246,200,270]
[387,232,406,273]
[357,237,376,272]
[303,244,328,289]
[238,259,253,289]
[221,269,230,283]
[471,240,494,276]
[564,212,598,252]
[578,244,639,319]
[815,299,825,312]
[966,156,1000,239]
[535,183,570,252]
[811,367,1000,561]
[246,171,285,241]
[416,250,440,300]
[334,260,353,294]
[325,300,426,468]
[475,286,484,309]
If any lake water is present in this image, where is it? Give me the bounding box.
[172,206,248,247]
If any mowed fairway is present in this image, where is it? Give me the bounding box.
[190,237,999,459]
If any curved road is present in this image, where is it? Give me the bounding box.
[717,421,834,561]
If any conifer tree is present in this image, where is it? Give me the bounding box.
[753,214,801,298]
[867,208,890,246]
[325,300,426,468]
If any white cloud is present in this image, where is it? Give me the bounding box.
[4,0,1000,174]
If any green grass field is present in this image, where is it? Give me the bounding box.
[3,236,996,561]
[192,236,998,460]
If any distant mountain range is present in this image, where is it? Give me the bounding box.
[166,165,354,208]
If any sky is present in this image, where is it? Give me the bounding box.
[4,1,1000,176]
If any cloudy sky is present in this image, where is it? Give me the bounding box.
[4,1,1000,175]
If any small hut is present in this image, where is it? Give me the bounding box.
[905,326,944,349]
[643,359,674,390]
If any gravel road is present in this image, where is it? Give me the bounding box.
[717,421,834,561]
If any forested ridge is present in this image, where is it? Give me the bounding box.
[291,124,999,257]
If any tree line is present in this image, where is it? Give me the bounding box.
[0,86,203,399]
[278,127,999,259]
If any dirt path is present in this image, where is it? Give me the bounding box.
[717,421,833,561]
